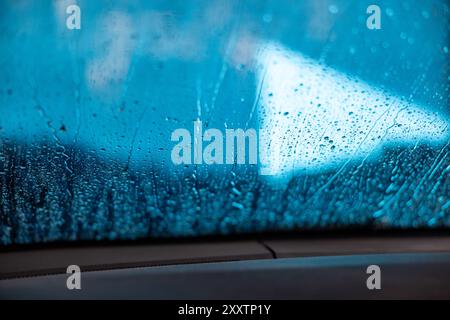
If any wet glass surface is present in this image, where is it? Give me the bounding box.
[0,0,449,245]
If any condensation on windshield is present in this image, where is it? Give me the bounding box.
[0,0,449,245]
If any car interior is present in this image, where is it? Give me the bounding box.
[0,0,449,301]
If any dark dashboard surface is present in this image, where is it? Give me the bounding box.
[1,252,450,300]
[1,234,450,299]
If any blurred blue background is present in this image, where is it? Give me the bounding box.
[0,0,448,244]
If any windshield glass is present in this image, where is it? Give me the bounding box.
[0,0,449,245]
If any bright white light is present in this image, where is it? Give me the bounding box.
[257,43,449,177]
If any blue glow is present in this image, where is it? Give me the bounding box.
[0,0,449,245]
[257,43,449,178]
